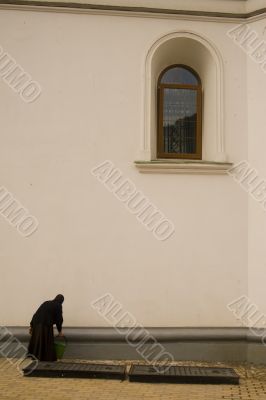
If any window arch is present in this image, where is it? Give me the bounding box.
[157,64,202,159]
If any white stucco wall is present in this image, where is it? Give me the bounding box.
[0,6,249,327]
[247,18,266,318]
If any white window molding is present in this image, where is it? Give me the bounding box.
[135,160,233,174]
[140,30,228,165]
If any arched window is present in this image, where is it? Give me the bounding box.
[157,65,202,159]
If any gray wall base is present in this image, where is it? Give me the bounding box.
[63,342,248,363]
[1,327,266,364]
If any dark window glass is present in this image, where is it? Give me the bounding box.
[157,65,202,159]
[163,89,197,154]
[161,66,199,85]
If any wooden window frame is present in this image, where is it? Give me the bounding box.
[157,65,202,160]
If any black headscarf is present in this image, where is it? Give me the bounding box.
[53,294,64,304]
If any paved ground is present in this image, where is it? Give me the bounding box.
[1,359,266,400]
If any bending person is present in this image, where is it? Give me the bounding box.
[28,294,64,361]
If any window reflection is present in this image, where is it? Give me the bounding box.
[163,89,197,154]
[158,65,202,159]
[161,67,199,85]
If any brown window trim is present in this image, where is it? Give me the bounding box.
[157,65,202,160]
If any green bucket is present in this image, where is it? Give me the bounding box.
[54,336,67,360]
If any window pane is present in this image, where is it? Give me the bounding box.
[161,67,198,85]
[163,88,197,154]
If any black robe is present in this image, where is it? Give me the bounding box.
[28,299,63,361]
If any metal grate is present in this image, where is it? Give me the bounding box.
[23,362,239,384]
[128,365,239,385]
[23,362,126,380]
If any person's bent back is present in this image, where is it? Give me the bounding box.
[28,294,64,361]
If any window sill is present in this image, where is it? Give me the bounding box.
[134,160,233,174]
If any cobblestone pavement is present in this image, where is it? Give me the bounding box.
[1,359,266,400]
